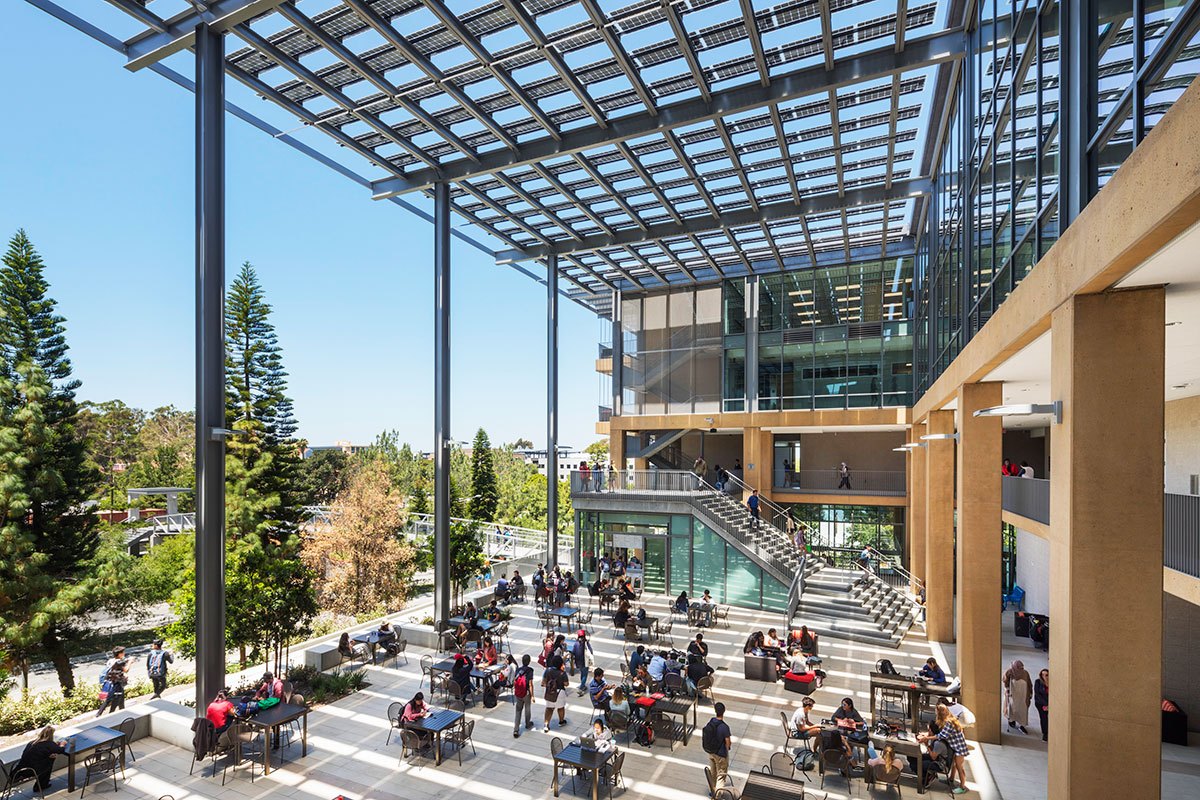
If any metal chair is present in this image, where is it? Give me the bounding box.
[1,759,45,800]
[695,675,715,705]
[768,751,796,778]
[386,701,404,746]
[79,744,121,797]
[780,711,799,751]
[662,673,684,697]
[579,611,594,636]
[220,722,261,786]
[420,654,434,693]
[116,716,138,766]
[446,699,466,714]
[399,729,428,763]
[438,631,459,655]
[549,737,576,796]
[609,710,632,744]
[603,750,626,798]
[819,748,854,792]
[714,605,731,628]
[872,763,904,797]
[444,719,476,765]
[624,622,641,642]
[653,617,674,645]
[464,629,484,646]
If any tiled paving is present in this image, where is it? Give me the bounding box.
[18,595,1087,800]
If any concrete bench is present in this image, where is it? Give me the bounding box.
[0,707,153,784]
[304,642,342,672]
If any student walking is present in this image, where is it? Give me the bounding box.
[701,702,733,789]
[146,638,173,699]
[1004,659,1033,734]
[513,654,536,737]
[693,456,707,489]
[1034,668,1050,741]
[747,489,761,530]
[96,646,130,717]
[542,655,569,732]
[837,461,852,489]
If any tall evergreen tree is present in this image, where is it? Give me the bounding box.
[468,428,499,522]
[0,232,100,693]
[221,262,315,665]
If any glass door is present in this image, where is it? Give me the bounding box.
[644,537,666,594]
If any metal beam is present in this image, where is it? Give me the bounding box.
[433,183,452,625]
[194,22,227,713]
[495,178,931,261]
[124,0,286,71]
[546,255,559,567]
[372,29,967,197]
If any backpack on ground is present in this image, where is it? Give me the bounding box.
[483,686,498,708]
[514,672,529,699]
[634,721,655,748]
[876,659,898,676]
[794,749,818,772]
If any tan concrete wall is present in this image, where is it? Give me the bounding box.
[1165,394,1200,495]
[925,410,956,643]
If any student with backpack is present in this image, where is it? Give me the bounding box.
[542,655,570,733]
[146,638,173,699]
[571,630,594,695]
[513,654,536,738]
[96,646,130,717]
[701,702,733,787]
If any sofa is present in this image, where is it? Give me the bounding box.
[743,653,777,682]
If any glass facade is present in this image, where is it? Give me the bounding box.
[620,287,723,415]
[577,511,789,612]
[785,503,907,560]
[915,1,1200,394]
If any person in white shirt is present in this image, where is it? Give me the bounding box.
[939,697,977,726]
[790,697,821,741]
[591,718,615,752]
[1020,461,1035,478]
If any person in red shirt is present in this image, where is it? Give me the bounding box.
[206,690,236,738]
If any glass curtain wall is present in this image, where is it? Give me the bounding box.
[577,511,789,611]
[620,287,722,415]
[915,0,1200,395]
[786,503,907,559]
[753,258,914,410]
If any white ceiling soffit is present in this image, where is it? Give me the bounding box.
[766,425,909,434]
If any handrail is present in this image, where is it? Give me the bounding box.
[719,469,796,531]
[852,559,923,610]
[865,545,924,590]
[787,554,807,621]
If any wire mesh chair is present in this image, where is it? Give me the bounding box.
[386,701,404,746]
[79,744,121,797]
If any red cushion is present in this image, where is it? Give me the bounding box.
[784,671,815,684]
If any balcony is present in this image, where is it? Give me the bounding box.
[773,469,906,496]
[1002,476,1050,525]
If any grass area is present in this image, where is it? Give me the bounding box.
[60,625,165,660]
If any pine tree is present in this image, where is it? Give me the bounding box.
[0,232,100,694]
[468,428,499,522]
[221,262,315,666]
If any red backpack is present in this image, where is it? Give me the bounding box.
[514,671,530,699]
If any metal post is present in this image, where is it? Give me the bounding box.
[745,276,759,411]
[194,23,226,712]
[611,289,622,417]
[547,254,559,567]
[1060,0,1098,225]
[433,183,452,624]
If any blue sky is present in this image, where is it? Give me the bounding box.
[0,1,605,451]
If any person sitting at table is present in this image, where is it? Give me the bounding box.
[206,689,238,745]
[764,628,783,649]
[609,687,631,719]
[590,574,605,595]
[485,599,502,623]
[685,653,713,695]
[628,644,647,674]
[787,647,814,677]
[791,625,818,655]
[613,599,632,628]
[377,621,397,642]
[700,589,713,605]
[511,569,524,591]
[920,657,947,684]
[832,697,865,731]
[820,727,857,769]
[631,664,653,697]
[647,651,668,685]
[868,742,906,773]
[475,637,499,668]
[592,718,616,753]
[463,601,479,625]
[919,705,969,793]
[589,668,616,715]
[789,697,821,742]
[255,671,284,701]
[451,654,475,701]
[495,572,510,602]
[495,653,517,690]
[618,579,636,602]
[743,630,764,654]
[16,726,67,792]
[688,633,709,661]
[401,692,433,750]
[673,590,690,615]
[339,632,367,662]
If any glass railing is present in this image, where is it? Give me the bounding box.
[773,468,906,495]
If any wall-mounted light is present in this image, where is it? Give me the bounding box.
[892,447,912,452]
[900,442,927,449]
[921,432,959,441]
[973,401,1063,424]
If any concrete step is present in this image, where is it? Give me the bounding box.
[790,608,905,648]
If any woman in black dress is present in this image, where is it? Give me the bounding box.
[17,726,68,791]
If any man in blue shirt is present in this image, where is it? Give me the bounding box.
[628,645,647,675]
[647,651,668,683]
[588,668,614,715]
[571,631,594,694]
[747,489,762,530]
[702,702,733,784]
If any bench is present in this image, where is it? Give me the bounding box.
[743,654,777,682]
[304,642,342,672]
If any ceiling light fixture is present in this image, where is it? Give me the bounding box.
[973,401,1063,424]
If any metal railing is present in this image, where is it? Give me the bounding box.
[787,555,807,622]
[1165,493,1200,579]
[145,512,196,535]
[570,468,701,495]
[865,545,923,591]
[773,468,906,495]
[406,513,551,566]
[1001,476,1050,524]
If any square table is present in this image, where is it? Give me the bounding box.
[352,631,394,664]
[741,770,808,800]
[547,607,580,630]
[240,702,310,775]
[404,709,464,766]
[824,727,929,795]
[63,726,125,792]
[447,616,495,633]
[551,742,616,800]
[652,695,697,748]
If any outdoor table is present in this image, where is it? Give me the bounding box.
[741,770,807,800]
[404,709,464,766]
[240,702,309,775]
[868,672,958,735]
[821,726,929,795]
[551,742,616,800]
[429,657,458,691]
[690,602,715,627]
[650,695,696,748]
[62,726,125,792]
[352,630,392,664]
[470,663,504,690]
[547,606,579,630]
[447,616,495,633]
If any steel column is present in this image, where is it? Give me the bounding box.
[611,290,622,417]
[433,183,452,624]
[1059,0,1098,225]
[745,277,759,412]
[547,255,559,566]
[194,23,226,712]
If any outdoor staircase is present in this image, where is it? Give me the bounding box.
[792,564,919,647]
[692,491,805,580]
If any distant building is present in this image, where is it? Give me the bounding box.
[517,447,596,483]
[304,440,370,458]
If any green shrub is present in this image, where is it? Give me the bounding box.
[0,672,195,737]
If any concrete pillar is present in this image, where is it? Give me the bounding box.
[609,430,625,472]
[956,382,1004,744]
[924,409,955,643]
[743,427,773,501]
[1048,288,1164,800]
[908,422,927,587]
